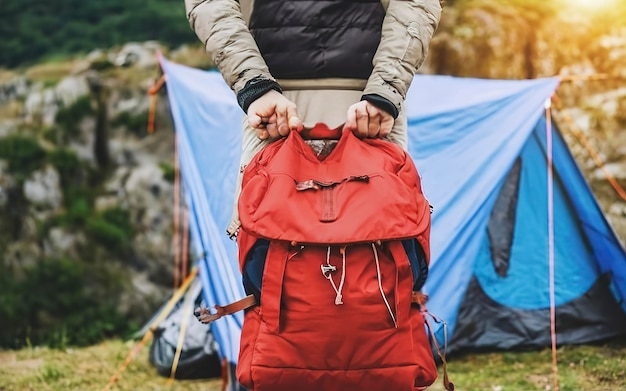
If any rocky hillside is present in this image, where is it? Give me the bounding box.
[0,43,212,347]
[426,0,626,240]
[0,1,624,348]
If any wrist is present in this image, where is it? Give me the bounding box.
[237,77,283,113]
[361,94,399,119]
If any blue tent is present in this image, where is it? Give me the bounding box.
[159,58,626,374]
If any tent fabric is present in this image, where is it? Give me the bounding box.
[162,59,244,363]
[147,278,222,379]
[159,57,626,365]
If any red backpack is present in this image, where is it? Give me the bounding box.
[197,125,452,391]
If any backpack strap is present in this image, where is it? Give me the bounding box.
[194,240,290,332]
[258,241,290,333]
[194,294,258,324]
[415,295,455,391]
[388,241,414,326]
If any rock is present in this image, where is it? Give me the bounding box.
[426,5,542,79]
[94,195,121,212]
[0,160,13,208]
[43,227,86,259]
[118,271,168,319]
[22,74,92,127]
[119,164,175,274]
[23,88,58,126]
[109,138,140,167]
[5,241,41,270]
[124,164,174,232]
[86,49,107,62]
[592,161,626,180]
[55,75,90,108]
[609,203,626,217]
[112,42,161,69]
[0,76,31,103]
[69,116,97,164]
[23,166,63,209]
[104,167,132,196]
[0,185,7,208]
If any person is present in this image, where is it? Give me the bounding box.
[185,0,443,237]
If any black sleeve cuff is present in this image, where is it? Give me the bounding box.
[361,94,399,119]
[237,77,283,113]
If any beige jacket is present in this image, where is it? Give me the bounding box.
[184,0,442,112]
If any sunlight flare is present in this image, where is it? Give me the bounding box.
[566,0,618,9]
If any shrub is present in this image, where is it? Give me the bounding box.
[67,196,91,225]
[89,58,115,71]
[47,148,82,189]
[54,95,94,139]
[0,135,47,178]
[111,110,149,137]
[86,218,129,251]
[101,208,134,237]
[159,162,175,182]
[41,126,59,145]
[86,208,134,253]
[0,258,134,349]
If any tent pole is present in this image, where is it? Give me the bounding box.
[167,279,196,382]
[173,136,181,289]
[545,99,560,391]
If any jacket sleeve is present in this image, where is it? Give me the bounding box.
[363,0,442,113]
[185,0,275,94]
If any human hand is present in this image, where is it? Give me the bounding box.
[247,90,303,140]
[343,100,394,139]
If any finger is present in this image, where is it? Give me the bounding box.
[265,122,280,139]
[344,105,358,131]
[264,114,279,139]
[355,105,369,138]
[366,104,382,138]
[248,114,263,129]
[380,115,394,138]
[256,129,269,140]
[276,105,289,136]
[287,105,303,131]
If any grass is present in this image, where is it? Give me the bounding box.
[0,69,19,83]
[0,340,222,391]
[23,58,84,87]
[430,338,626,391]
[0,338,624,391]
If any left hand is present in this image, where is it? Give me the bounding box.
[247,90,303,140]
[343,100,394,139]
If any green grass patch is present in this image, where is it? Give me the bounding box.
[0,340,222,391]
[0,339,624,390]
[428,340,626,390]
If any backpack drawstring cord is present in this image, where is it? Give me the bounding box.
[372,243,398,328]
[321,246,346,305]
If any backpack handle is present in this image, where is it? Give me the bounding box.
[299,123,344,140]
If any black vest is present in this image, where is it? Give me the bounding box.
[249,0,385,80]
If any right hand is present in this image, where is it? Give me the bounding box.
[247,90,303,140]
[343,100,394,140]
